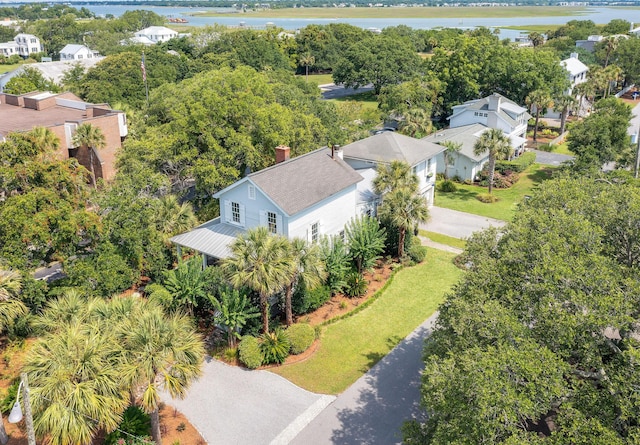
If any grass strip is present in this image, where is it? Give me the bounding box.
[419,230,467,249]
[270,249,461,394]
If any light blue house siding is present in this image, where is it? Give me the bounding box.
[435,152,488,182]
[218,179,359,241]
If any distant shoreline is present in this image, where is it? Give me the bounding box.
[191,6,591,19]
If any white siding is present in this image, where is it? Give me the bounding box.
[287,185,358,240]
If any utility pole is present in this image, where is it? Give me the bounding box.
[635,129,640,179]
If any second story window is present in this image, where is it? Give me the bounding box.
[267,211,277,234]
[310,222,319,243]
[248,185,256,200]
[231,202,241,224]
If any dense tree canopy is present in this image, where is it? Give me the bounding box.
[407,177,640,445]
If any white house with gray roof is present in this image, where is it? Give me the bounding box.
[341,131,445,207]
[59,44,100,61]
[560,53,588,94]
[170,146,363,262]
[448,93,530,157]
[424,124,501,181]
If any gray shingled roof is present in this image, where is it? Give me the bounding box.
[423,124,490,162]
[341,132,446,166]
[450,93,531,127]
[248,147,363,216]
[170,218,245,259]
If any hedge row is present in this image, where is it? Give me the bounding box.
[495,151,536,174]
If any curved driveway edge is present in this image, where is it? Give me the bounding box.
[290,313,439,445]
[421,206,506,239]
[161,357,335,445]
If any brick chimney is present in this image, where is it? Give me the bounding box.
[275,145,290,164]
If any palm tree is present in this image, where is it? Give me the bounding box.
[299,53,315,81]
[283,238,326,326]
[555,95,578,134]
[602,35,619,67]
[442,140,462,180]
[373,160,418,196]
[603,64,623,98]
[398,108,433,138]
[118,300,204,445]
[378,188,429,257]
[222,227,294,333]
[29,126,60,160]
[526,89,553,142]
[24,322,128,445]
[155,194,198,243]
[473,129,513,195]
[573,81,595,116]
[71,123,106,189]
[0,269,27,333]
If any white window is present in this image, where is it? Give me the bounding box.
[311,222,319,243]
[267,211,277,234]
[225,200,245,226]
[77,54,83,59]
[248,185,256,200]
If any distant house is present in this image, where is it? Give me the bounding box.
[0,91,128,182]
[171,146,364,262]
[133,26,178,44]
[341,131,444,208]
[448,93,530,156]
[59,44,100,61]
[575,35,603,52]
[560,52,588,94]
[0,58,103,93]
[0,34,42,58]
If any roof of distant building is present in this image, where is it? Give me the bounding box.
[59,44,96,55]
[0,58,103,88]
[341,131,446,167]
[561,55,589,76]
[136,26,178,36]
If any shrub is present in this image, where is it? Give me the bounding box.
[407,238,427,263]
[104,406,151,445]
[238,335,263,369]
[222,347,238,362]
[292,284,332,315]
[438,179,458,193]
[476,193,499,203]
[537,143,554,152]
[0,380,19,414]
[260,328,290,364]
[495,152,536,174]
[287,323,315,355]
[344,271,368,297]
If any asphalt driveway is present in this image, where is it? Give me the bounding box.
[421,206,506,239]
[290,314,438,445]
[161,358,334,445]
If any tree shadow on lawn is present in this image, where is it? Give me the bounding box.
[331,325,433,445]
[439,187,479,202]
[525,167,554,185]
[359,335,403,373]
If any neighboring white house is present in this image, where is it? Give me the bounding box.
[425,123,522,182]
[0,34,42,58]
[59,44,100,61]
[133,26,178,44]
[340,131,444,208]
[170,146,364,263]
[448,93,530,156]
[561,52,589,94]
[12,34,43,57]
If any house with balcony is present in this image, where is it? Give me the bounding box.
[0,34,42,58]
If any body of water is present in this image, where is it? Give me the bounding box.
[41,4,640,39]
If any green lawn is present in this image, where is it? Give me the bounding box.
[328,90,379,112]
[434,164,555,221]
[552,142,574,156]
[0,63,21,74]
[301,73,334,85]
[195,6,587,19]
[270,249,461,394]
[419,230,467,249]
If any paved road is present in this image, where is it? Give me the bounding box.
[290,314,438,445]
[530,149,573,166]
[628,101,640,138]
[320,83,374,99]
[161,358,334,445]
[421,206,506,239]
